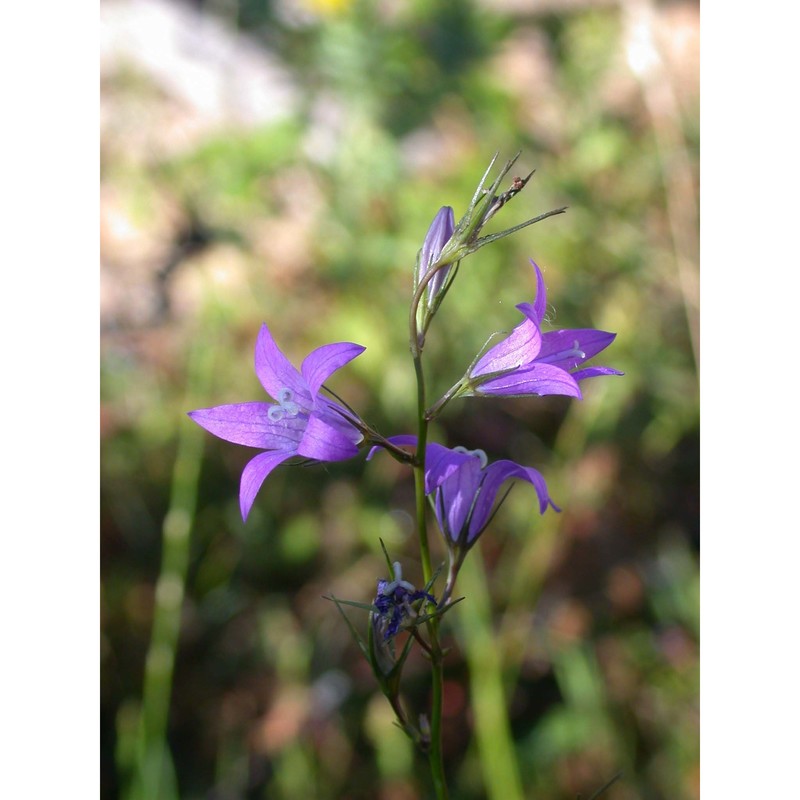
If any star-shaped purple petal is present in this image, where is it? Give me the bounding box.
[468,260,622,399]
[189,323,366,521]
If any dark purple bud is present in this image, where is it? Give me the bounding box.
[418,206,455,307]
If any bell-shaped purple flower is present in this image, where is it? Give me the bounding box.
[367,437,558,550]
[188,323,366,521]
[467,260,622,399]
[427,445,559,550]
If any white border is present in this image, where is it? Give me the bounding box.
[3,2,98,796]
[702,0,800,795]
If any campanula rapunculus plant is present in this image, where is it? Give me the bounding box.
[189,154,623,799]
[188,323,367,520]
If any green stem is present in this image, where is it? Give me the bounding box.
[411,353,448,800]
[413,355,432,586]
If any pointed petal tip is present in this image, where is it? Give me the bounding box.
[187,408,210,428]
[301,340,366,399]
[239,450,294,521]
[240,481,256,522]
[187,410,205,431]
[256,321,271,340]
[528,258,543,279]
[528,259,547,323]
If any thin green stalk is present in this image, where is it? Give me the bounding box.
[413,355,432,586]
[130,326,217,800]
[411,352,448,800]
[425,377,465,422]
[456,549,524,800]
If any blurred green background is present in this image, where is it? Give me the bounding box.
[100,0,698,797]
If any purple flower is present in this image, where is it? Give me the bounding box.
[372,562,436,641]
[368,438,558,550]
[427,445,559,550]
[188,323,366,521]
[468,260,622,399]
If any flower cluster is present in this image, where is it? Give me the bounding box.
[189,262,619,527]
[187,155,623,777]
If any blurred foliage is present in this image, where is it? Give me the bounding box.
[101,0,699,798]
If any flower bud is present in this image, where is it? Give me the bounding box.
[416,206,455,308]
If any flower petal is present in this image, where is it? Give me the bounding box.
[254,323,310,404]
[476,363,582,399]
[472,314,542,376]
[424,443,476,495]
[421,206,455,273]
[315,397,363,443]
[530,259,548,325]
[188,403,306,448]
[435,457,483,543]
[469,460,558,539]
[240,450,294,520]
[297,414,362,462]
[301,341,366,399]
[421,206,455,301]
[538,329,617,370]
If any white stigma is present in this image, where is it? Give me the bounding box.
[382,561,416,595]
[268,406,286,422]
[453,446,488,469]
[269,387,300,421]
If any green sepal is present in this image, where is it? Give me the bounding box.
[434,152,566,266]
[378,538,395,574]
[414,595,464,628]
[325,594,371,661]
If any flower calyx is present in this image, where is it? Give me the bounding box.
[372,562,436,642]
